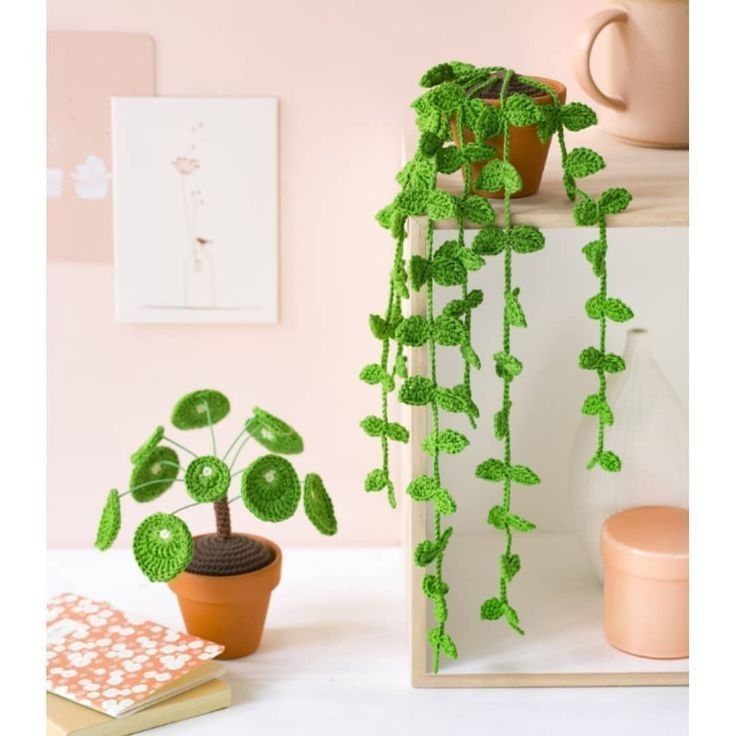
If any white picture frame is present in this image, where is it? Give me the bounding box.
[112,97,278,323]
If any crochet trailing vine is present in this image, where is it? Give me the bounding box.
[361,62,633,672]
[95,389,337,582]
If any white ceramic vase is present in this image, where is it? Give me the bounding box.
[569,328,688,581]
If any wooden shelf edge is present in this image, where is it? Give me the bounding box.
[412,671,689,689]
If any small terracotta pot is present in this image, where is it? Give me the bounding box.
[452,76,567,199]
[168,534,282,659]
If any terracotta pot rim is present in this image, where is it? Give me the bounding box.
[176,532,282,582]
[478,75,567,108]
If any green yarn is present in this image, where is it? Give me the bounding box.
[130,426,164,464]
[130,446,180,502]
[94,489,121,551]
[244,407,304,455]
[241,454,301,522]
[133,513,193,582]
[171,389,230,430]
[184,455,231,502]
[303,473,337,536]
[363,62,633,670]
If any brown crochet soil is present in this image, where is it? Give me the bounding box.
[185,533,274,576]
[476,73,546,99]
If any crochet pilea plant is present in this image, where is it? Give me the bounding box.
[361,63,633,672]
[95,390,337,582]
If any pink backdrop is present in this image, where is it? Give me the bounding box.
[48,0,602,547]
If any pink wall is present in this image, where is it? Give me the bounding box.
[48,0,602,547]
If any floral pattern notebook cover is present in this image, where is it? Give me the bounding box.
[47,593,225,717]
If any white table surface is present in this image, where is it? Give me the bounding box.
[48,548,687,736]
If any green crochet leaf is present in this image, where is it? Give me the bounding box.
[605,298,634,322]
[493,408,509,440]
[423,429,469,455]
[431,257,466,286]
[433,596,448,623]
[375,204,394,229]
[133,513,193,582]
[368,314,390,339]
[456,246,485,272]
[130,426,164,464]
[419,131,443,156]
[241,454,301,522]
[560,102,597,131]
[461,343,481,370]
[436,146,464,174]
[500,553,521,582]
[599,450,622,472]
[397,157,437,191]
[464,98,502,140]
[476,458,506,482]
[409,255,431,291]
[509,465,540,485]
[423,574,449,599]
[472,226,505,256]
[504,288,527,328]
[602,353,626,373]
[508,225,544,254]
[462,142,496,163]
[360,415,385,437]
[488,505,536,532]
[171,389,230,430]
[503,94,542,126]
[536,104,560,143]
[476,159,521,194]
[579,346,603,370]
[599,187,632,215]
[426,82,466,112]
[95,489,121,551]
[395,315,431,346]
[435,385,469,414]
[573,197,599,226]
[582,240,605,277]
[459,195,495,225]
[420,62,456,88]
[433,315,466,346]
[359,363,385,386]
[303,473,337,536]
[415,539,440,566]
[364,468,388,492]
[407,475,439,501]
[585,294,606,319]
[385,422,409,443]
[434,488,457,515]
[427,190,456,220]
[398,376,435,406]
[395,187,429,216]
[480,598,505,621]
[245,407,305,455]
[565,147,606,178]
[184,455,231,502]
[130,446,180,502]
[493,351,523,381]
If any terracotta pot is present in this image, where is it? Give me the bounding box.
[452,76,567,199]
[168,534,282,659]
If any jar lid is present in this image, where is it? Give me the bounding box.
[601,506,688,580]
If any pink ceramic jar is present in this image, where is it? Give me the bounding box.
[601,506,688,658]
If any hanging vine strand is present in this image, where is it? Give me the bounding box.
[362,61,633,671]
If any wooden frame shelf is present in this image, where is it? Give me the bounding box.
[403,128,688,230]
[400,130,688,687]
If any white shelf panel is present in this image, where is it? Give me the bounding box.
[436,532,688,677]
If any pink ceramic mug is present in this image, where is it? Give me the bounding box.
[574,0,689,149]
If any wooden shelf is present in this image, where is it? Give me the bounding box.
[402,128,688,229]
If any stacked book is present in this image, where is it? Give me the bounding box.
[47,593,230,736]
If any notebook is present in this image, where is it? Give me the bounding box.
[47,593,226,718]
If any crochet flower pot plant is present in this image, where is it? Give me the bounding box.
[95,389,337,658]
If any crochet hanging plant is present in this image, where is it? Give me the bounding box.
[95,389,337,582]
[360,62,633,672]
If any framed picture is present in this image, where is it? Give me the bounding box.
[112,97,278,323]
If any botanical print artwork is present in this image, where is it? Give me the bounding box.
[172,123,217,308]
[46,593,224,717]
[112,97,278,323]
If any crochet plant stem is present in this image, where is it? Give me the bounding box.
[362,62,633,671]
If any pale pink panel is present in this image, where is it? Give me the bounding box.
[47,32,155,262]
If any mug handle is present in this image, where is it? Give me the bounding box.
[574,8,628,111]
